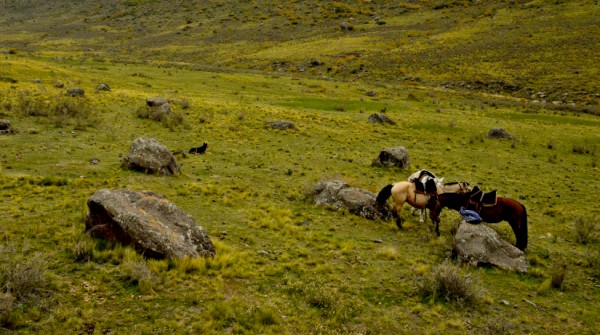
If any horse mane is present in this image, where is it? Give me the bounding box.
[443,182,458,186]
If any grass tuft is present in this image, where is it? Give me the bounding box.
[414,262,483,304]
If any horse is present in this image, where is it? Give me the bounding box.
[426,192,528,250]
[407,170,444,222]
[376,181,471,229]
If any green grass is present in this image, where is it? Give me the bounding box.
[0,5,599,333]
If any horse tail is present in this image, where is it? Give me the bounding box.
[519,204,528,250]
[376,184,394,206]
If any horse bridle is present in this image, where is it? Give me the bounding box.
[428,195,440,222]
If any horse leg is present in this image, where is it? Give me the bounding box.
[394,201,406,230]
[435,218,440,237]
[419,209,424,223]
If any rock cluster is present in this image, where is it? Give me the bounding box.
[313,180,392,221]
[368,113,396,125]
[266,120,296,130]
[487,127,512,140]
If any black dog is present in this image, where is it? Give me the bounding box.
[189,142,208,155]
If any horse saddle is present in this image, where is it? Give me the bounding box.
[469,186,497,207]
[411,178,438,195]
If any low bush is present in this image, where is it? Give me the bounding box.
[550,259,568,290]
[587,249,600,278]
[574,215,596,244]
[414,262,483,304]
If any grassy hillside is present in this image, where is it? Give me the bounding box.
[1,1,600,334]
[1,0,600,106]
[1,49,599,334]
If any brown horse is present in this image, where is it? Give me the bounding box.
[426,192,528,250]
[376,181,471,229]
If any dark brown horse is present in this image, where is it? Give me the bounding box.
[426,193,528,250]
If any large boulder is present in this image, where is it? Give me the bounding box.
[266,120,296,130]
[455,222,528,272]
[366,90,376,97]
[339,22,349,31]
[66,88,85,97]
[372,146,411,169]
[313,180,392,221]
[85,189,215,259]
[487,127,512,140]
[368,113,397,125]
[122,137,180,176]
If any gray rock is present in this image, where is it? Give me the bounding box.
[298,221,310,226]
[372,146,411,169]
[368,113,396,125]
[96,83,112,92]
[499,300,510,306]
[0,120,11,131]
[33,79,42,84]
[340,22,349,31]
[366,90,376,97]
[66,88,85,97]
[487,127,512,140]
[122,137,181,176]
[85,189,214,259]
[455,222,528,272]
[90,158,100,164]
[266,120,295,130]
[313,180,392,221]
[146,97,169,107]
[257,250,269,255]
[145,97,171,119]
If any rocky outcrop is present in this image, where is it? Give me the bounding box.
[313,180,392,221]
[368,113,397,125]
[85,189,215,259]
[146,97,171,116]
[0,120,16,134]
[366,90,377,97]
[266,120,296,130]
[455,222,528,272]
[33,79,42,84]
[487,127,512,140]
[340,22,349,31]
[67,88,85,97]
[96,84,112,92]
[122,137,180,176]
[372,146,411,169]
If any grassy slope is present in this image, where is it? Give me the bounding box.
[0,50,599,334]
[1,0,600,104]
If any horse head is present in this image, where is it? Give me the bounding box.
[459,181,471,193]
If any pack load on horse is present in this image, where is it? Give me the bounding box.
[407,170,443,222]
[376,169,471,230]
[426,187,528,250]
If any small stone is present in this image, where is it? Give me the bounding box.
[298,221,310,226]
[89,157,100,164]
[374,239,383,243]
[258,250,269,255]
[499,300,510,306]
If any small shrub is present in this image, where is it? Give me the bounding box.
[8,48,18,54]
[407,92,421,101]
[255,307,278,325]
[376,246,399,260]
[480,317,512,335]
[469,133,485,144]
[119,251,156,294]
[572,142,595,155]
[177,97,191,109]
[550,260,568,290]
[574,215,596,244]
[71,234,96,262]
[0,251,50,300]
[414,262,483,304]
[0,292,15,316]
[537,279,552,295]
[586,248,600,278]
